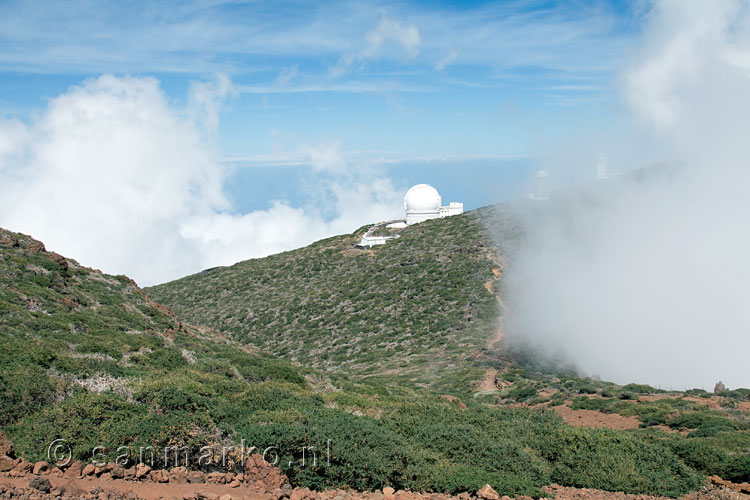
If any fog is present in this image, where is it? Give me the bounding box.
[498,0,750,390]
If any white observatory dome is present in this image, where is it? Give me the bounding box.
[404,184,441,211]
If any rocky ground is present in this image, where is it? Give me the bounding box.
[2,450,749,500]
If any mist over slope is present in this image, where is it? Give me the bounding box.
[497,1,750,390]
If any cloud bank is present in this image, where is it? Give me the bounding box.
[0,75,403,285]
[501,0,750,391]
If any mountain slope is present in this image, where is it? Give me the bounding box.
[147,209,521,391]
[6,226,750,497]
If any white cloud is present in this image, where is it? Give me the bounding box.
[0,75,403,286]
[363,13,421,59]
[330,13,421,77]
[434,48,460,72]
[501,0,750,390]
[275,64,299,86]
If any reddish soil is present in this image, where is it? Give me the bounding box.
[551,405,640,431]
[544,483,750,500]
[478,369,500,392]
[1,475,266,500]
[4,475,749,500]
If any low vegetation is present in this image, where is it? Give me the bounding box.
[0,226,735,497]
[147,210,517,392]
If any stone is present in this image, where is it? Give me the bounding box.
[199,494,219,500]
[135,464,151,479]
[100,472,113,481]
[150,470,168,483]
[17,459,33,473]
[28,477,51,493]
[8,466,28,477]
[123,467,136,480]
[383,488,395,497]
[111,465,125,479]
[186,471,205,484]
[94,463,114,476]
[64,461,84,478]
[477,485,500,500]
[0,432,14,457]
[82,464,97,477]
[49,467,63,477]
[0,456,14,472]
[243,454,289,491]
[31,461,49,475]
[229,480,241,488]
[290,488,313,500]
[60,479,86,497]
[206,472,225,484]
[169,466,188,484]
[219,495,233,500]
[714,381,727,393]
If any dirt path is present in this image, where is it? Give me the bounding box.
[478,368,499,392]
[484,267,505,350]
[1,475,268,500]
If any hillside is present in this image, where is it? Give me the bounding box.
[6,226,750,497]
[147,208,522,392]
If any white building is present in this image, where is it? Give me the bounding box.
[404,184,463,225]
[529,170,549,201]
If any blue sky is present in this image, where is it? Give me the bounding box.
[0,0,642,165]
[0,0,654,283]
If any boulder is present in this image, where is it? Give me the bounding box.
[206,472,226,484]
[8,465,28,477]
[82,464,97,477]
[243,454,289,491]
[95,462,114,476]
[32,461,49,475]
[111,465,125,479]
[477,485,500,500]
[124,466,136,480]
[150,469,168,483]
[0,456,14,472]
[169,467,188,484]
[715,381,727,393]
[0,431,14,457]
[64,461,84,478]
[28,477,51,493]
[229,479,241,488]
[135,463,151,479]
[219,495,233,500]
[187,470,205,484]
[383,488,395,497]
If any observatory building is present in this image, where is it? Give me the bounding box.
[404,184,463,225]
[356,184,463,248]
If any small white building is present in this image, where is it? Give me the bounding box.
[358,234,397,247]
[404,184,463,225]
